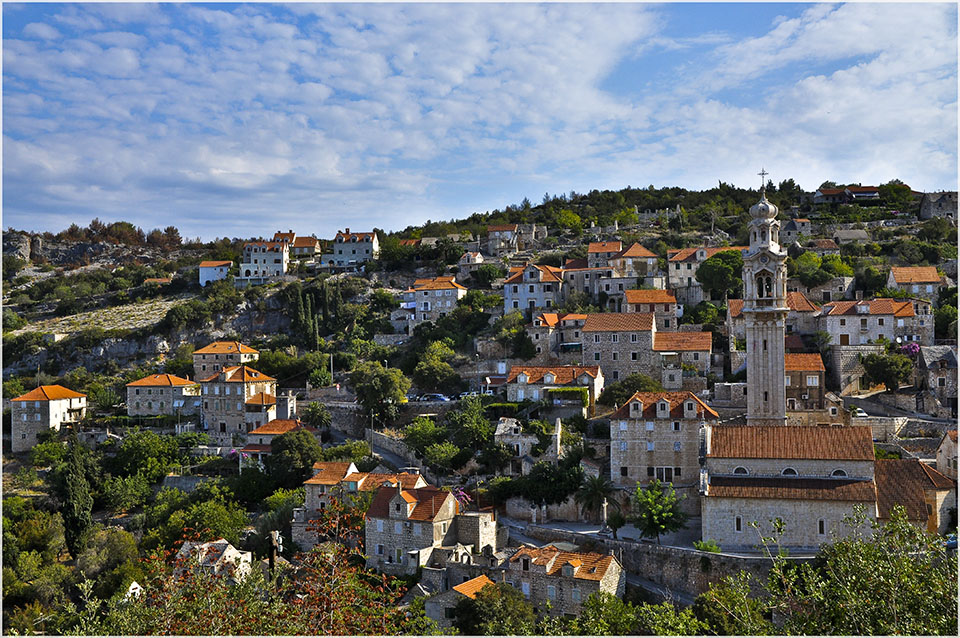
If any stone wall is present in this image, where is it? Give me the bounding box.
[829,344,884,395]
[850,415,907,442]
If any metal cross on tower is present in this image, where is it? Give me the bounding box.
[758,167,769,191]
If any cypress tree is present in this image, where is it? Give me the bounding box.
[320,280,329,329]
[62,436,93,557]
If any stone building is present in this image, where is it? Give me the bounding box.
[456,252,485,282]
[784,353,826,411]
[10,385,87,453]
[875,458,956,535]
[503,264,564,313]
[291,236,321,258]
[487,224,519,257]
[608,242,661,284]
[504,365,604,406]
[517,223,548,247]
[494,417,562,476]
[780,218,812,245]
[918,345,958,418]
[936,430,957,480]
[609,391,718,510]
[237,240,289,285]
[886,266,943,303]
[653,332,713,390]
[192,341,259,379]
[918,191,957,220]
[198,260,233,287]
[818,298,933,346]
[581,313,655,382]
[727,291,820,340]
[701,425,877,551]
[666,245,747,305]
[424,575,495,628]
[331,228,380,269]
[587,241,623,267]
[526,312,586,357]
[174,538,252,584]
[623,289,678,330]
[393,276,468,333]
[125,373,201,417]
[562,266,636,311]
[200,365,277,447]
[804,239,840,257]
[786,275,855,303]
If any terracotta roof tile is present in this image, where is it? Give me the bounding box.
[366,486,453,522]
[890,266,940,284]
[617,242,657,258]
[653,332,712,351]
[398,239,421,246]
[588,241,622,253]
[194,341,259,355]
[215,365,275,383]
[199,260,233,268]
[12,385,85,402]
[408,276,467,291]
[248,419,314,436]
[126,373,196,387]
[504,264,564,284]
[507,365,600,385]
[874,459,941,521]
[668,246,746,263]
[709,425,875,461]
[292,236,320,248]
[273,231,296,243]
[336,230,376,241]
[453,575,495,599]
[143,278,172,285]
[508,545,615,581]
[624,289,677,305]
[610,391,719,420]
[708,476,877,502]
[784,353,825,372]
[245,241,287,251]
[583,313,655,332]
[487,224,518,232]
[821,299,915,317]
[949,430,958,443]
[245,392,277,406]
[564,257,588,269]
[807,239,839,250]
[305,462,356,485]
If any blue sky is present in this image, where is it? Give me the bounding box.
[3,2,957,241]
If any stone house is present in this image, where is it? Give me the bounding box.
[125,373,200,417]
[581,313,656,382]
[456,252,485,282]
[786,275,855,303]
[192,341,259,378]
[608,391,718,508]
[666,245,747,305]
[886,266,943,303]
[526,312,586,357]
[198,260,233,287]
[239,419,317,469]
[331,228,380,269]
[918,346,958,418]
[10,385,87,454]
[237,240,289,284]
[291,236,321,258]
[502,545,625,617]
[780,218,812,244]
[494,417,562,476]
[918,191,958,220]
[487,224,519,257]
[174,538,252,584]
[804,239,841,257]
[517,224,548,248]
[701,425,877,551]
[727,291,821,340]
[394,276,468,333]
[608,242,660,281]
[818,298,933,346]
[653,332,712,390]
[784,353,826,411]
[200,365,277,447]
[563,266,636,311]
[503,264,565,313]
[832,229,870,245]
[505,365,604,407]
[936,430,957,480]
[587,241,623,267]
[875,458,956,535]
[623,289,678,330]
[424,574,495,628]
[812,187,845,205]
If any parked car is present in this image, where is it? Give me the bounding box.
[419,393,451,402]
[851,407,868,417]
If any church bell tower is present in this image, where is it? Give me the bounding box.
[743,170,788,426]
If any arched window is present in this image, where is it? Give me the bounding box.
[782,467,798,476]
[733,466,748,475]
[756,275,765,298]
[764,277,773,297]
[831,469,847,477]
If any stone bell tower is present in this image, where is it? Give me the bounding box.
[743,170,788,426]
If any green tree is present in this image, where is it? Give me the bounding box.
[413,340,461,393]
[423,441,460,474]
[60,436,94,558]
[402,416,445,453]
[470,264,507,288]
[606,509,627,540]
[101,473,151,513]
[454,582,536,635]
[107,429,178,484]
[935,304,958,340]
[597,373,664,406]
[446,396,493,450]
[696,250,743,301]
[577,591,638,635]
[264,429,324,489]
[631,478,688,544]
[350,362,411,427]
[75,526,141,599]
[635,601,708,635]
[861,352,913,392]
[300,401,332,429]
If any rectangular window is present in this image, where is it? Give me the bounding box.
[594,334,601,343]
[593,352,601,361]
[673,441,682,452]
[377,544,384,555]
[646,421,654,431]
[621,466,628,477]
[620,441,627,451]
[672,421,680,431]
[547,585,556,600]
[785,375,791,387]
[611,334,619,343]
[631,352,638,361]
[647,442,655,451]
[377,520,384,532]
[938,377,946,387]
[521,582,530,598]
[736,516,742,532]
[818,520,825,535]
[612,352,618,361]
[806,375,820,386]
[572,587,581,602]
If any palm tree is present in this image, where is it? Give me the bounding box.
[574,475,617,523]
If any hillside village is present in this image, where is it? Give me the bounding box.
[2,179,958,634]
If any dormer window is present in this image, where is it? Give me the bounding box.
[544,373,555,384]
[518,373,528,384]
[562,564,575,577]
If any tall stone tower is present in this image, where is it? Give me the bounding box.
[743,173,788,426]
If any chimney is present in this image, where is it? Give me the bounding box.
[855,289,863,301]
[345,227,350,234]
[289,229,293,233]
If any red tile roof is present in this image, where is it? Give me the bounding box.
[668,246,746,263]
[398,238,421,246]
[12,385,85,402]
[564,258,588,269]
[708,476,877,502]
[305,462,357,486]
[248,419,314,436]
[583,313,655,332]
[874,458,954,522]
[624,289,677,305]
[194,341,258,355]
[784,353,825,372]
[336,230,376,241]
[409,276,466,291]
[588,241,622,253]
[126,373,196,387]
[453,575,495,599]
[273,231,296,243]
[890,266,940,284]
[509,545,615,581]
[201,365,275,383]
[709,425,875,460]
[199,260,233,268]
[807,239,839,250]
[617,242,657,258]
[503,264,564,284]
[367,485,453,522]
[487,224,518,232]
[292,236,320,248]
[507,365,600,385]
[343,472,426,492]
[532,312,586,328]
[821,299,915,317]
[245,392,277,406]
[245,241,287,251]
[143,278,172,285]
[653,332,712,351]
[610,391,719,420]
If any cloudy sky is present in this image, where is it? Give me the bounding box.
[3,2,957,241]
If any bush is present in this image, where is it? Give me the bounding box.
[3,308,27,331]
[695,539,721,553]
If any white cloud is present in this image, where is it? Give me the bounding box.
[22,22,59,40]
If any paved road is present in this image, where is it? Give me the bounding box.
[328,427,411,472]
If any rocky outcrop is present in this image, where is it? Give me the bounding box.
[3,232,32,261]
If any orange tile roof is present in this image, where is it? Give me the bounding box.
[890,266,940,284]
[305,462,357,485]
[821,299,915,317]
[668,246,746,263]
[143,278,172,284]
[507,365,600,385]
[336,230,376,241]
[846,185,879,193]
[727,299,744,318]
[610,391,719,420]
[273,231,296,243]
[807,239,839,250]
[509,545,615,581]
[618,242,657,258]
[245,241,287,251]
[245,392,277,406]
[653,332,712,351]
[583,313,655,332]
[728,292,818,318]
[817,188,844,195]
[588,241,622,253]
[708,476,877,502]
[292,236,319,248]
[194,341,259,355]
[794,218,811,223]
[503,264,564,284]
[874,459,954,522]
[203,365,275,383]
[784,353,825,372]
[709,425,875,460]
[199,260,233,268]
[367,485,453,522]
[534,312,587,328]
[409,276,467,291]
[342,472,425,492]
[248,419,312,436]
[398,238,421,246]
[948,430,958,443]
[564,257,588,269]
[487,224,518,232]
[126,374,196,387]
[453,575,495,600]
[624,289,677,305]
[12,385,85,402]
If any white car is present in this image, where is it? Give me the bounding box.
[851,407,868,417]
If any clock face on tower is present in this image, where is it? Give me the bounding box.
[760,255,769,264]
